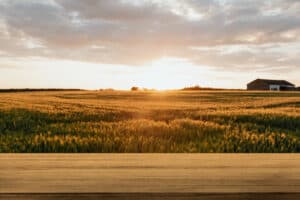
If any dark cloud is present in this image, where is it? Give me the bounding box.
[0,0,299,71]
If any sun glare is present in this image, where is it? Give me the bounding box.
[134,57,211,90]
[0,57,216,90]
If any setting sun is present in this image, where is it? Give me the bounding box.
[0,0,299,90]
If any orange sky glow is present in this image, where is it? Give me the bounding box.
[0,0,299,89]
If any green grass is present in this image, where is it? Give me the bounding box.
[1,90,300,152]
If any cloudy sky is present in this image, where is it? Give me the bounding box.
[0,0,299,89]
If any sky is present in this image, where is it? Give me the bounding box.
[0,0,300,90]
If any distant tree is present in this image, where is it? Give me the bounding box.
[182,85,202,91]
[131,86,139,91]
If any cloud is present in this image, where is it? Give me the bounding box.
[0,0,299,72]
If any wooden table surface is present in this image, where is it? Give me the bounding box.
[1,154,300,199]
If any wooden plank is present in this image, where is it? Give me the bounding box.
[1,193,300,200]
[1,154,300,194]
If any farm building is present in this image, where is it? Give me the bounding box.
[247,79,296,91]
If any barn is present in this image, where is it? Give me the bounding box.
[247,79,296,91]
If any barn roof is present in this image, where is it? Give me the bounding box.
[249,79,295,86]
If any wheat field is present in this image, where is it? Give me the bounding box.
[1,90,300,153]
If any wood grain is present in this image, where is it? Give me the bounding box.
[1,154,300,194]
[1,193,300,200]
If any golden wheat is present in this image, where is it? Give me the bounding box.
[0,90,300,152]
